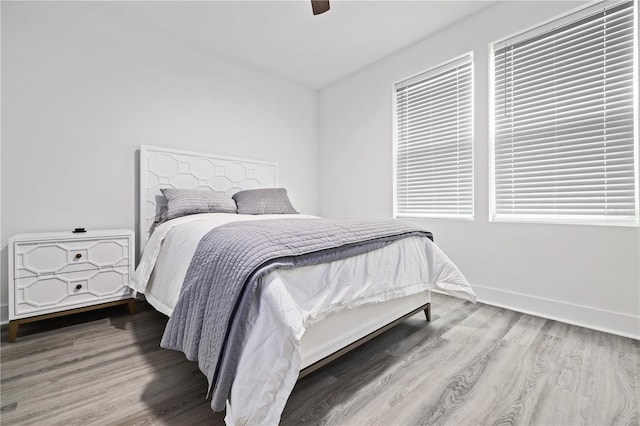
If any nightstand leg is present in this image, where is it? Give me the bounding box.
[127,299,136,315]
[8,320,19,343]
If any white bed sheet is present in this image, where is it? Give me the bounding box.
[131,213,476,425]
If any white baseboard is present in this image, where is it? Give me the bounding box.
[1,304,7,326]
[469,284,639,340]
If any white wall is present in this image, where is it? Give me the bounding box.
[319,1,640,338]
[1,2,320,322]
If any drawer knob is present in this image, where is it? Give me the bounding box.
[75,284,82,290]
[75,253,82,259]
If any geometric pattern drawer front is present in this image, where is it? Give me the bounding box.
[13,266,131,317]
[8,229,135,323]
[14,237,130,278]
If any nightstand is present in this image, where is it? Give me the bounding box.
[8,229,135,342]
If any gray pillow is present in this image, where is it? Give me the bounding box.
[161,188,237,221]
[232,188,299,215]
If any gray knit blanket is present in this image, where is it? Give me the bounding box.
[160,217,433,411]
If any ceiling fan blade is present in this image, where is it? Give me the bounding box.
[311,0,330,15]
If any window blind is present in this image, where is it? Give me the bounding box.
[394,54,473,219]
[492,0,637,225]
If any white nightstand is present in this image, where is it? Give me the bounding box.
[8,229,135,342]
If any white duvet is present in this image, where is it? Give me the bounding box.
[131,213,475,425]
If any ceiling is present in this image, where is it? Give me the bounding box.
[102,1,498,89]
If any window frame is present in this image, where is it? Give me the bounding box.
[392,52,475,220]
[488,0,639,227]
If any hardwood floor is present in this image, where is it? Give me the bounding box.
[1,293,638,425]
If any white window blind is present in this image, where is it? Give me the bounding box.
[492,0,637,225]
[394,54,473,219]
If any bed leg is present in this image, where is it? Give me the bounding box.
[127,299,136,315]
[424,303,431,322]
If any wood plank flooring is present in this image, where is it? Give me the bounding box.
[1,293,638,425]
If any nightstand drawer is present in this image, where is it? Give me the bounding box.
[13,266,131,318]
[14,237,131,278]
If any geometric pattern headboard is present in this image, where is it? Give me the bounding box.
[139,145,277,252]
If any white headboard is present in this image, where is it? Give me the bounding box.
[139,145,277,251]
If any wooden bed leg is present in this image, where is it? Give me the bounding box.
[8,320,19,343]
[127,299,136,316]
[424,303,431,322]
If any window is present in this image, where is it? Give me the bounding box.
[394,54,473,219]
[491,0,638,226]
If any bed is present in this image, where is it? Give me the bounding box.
[131,145,476,425]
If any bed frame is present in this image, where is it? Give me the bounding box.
[139,145,430,378]
[299,303,430,378]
